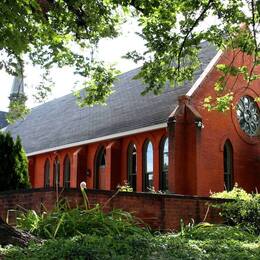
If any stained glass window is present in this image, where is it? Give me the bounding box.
[236,96,260,136]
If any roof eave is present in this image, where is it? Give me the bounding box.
[27,123,167,157]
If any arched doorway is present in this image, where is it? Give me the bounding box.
[95,147,106,190]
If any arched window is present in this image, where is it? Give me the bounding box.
[127,143,137,191]
[53,157,60,188]
[160,137,169,191]
[100,148,106,167]
[143,140,153,191]
[44,159,50,188]
[63,155,71,189]
[224,140,233,191]
[95,147,106,189]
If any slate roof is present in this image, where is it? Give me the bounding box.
[6,42,217,154]
[0,112,8,129]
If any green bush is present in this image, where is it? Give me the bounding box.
[182,222,257,242]
[2,234,151,260]
[17,201,149,239]
[151,224,260,260]
[211,187,260,235]
[9,188,259,259]
[0,132,30,191]
[2,225,259,260]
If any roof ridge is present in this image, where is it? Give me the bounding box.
[31,66,141,112]
[6,42,217,154]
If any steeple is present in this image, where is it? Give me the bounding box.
[9,75,25,101]
[7,64,28,123]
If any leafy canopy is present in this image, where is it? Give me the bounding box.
[1,0,260,121]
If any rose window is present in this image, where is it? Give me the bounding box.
[236,96,260,136]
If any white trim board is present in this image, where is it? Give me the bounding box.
[186,50,223,97]
[27,123,167,156]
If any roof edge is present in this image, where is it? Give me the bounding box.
[186,50,223,97]
[27,123,167,156]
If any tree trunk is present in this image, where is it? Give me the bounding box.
[0,217,40,247]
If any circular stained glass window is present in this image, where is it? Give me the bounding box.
[236,96,260,136]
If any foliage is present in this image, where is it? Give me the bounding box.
[117,181,133,192]
[151,224,260,260]
[211,186,260,235]
[17,201,148,239]
[1,224,260,260]
[0,132,30,191]
[203,92,234,112]
[1,234,152,260]
[4,185,260,259]
[181,222,257,241]
[6,94,30,124]
[2,1,260,121]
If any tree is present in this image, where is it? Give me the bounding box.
[0,217,40,247]
[0,132,34,247]
[1,0,260,121]
[0,132,30,191]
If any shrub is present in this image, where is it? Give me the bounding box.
[151,224,260,260]
[11,186,260,259]
[0,132,30,191]
[3,225,260,260]
[2,234,152,260]
[211,186,260,234]
[17,201,149,239]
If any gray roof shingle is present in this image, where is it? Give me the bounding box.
[6,42,217,154]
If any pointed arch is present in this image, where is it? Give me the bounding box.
[160,136,169,191]
[44,159,50,188]
[63,155,71,189]
[94,146,106,189]
[127,143,137,191]
[224,140,233,191]
[53,157,60,188]
[143,140,153,191]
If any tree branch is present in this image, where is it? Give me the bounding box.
[177,0,213,73]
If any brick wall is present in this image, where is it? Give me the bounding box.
[0,188,225,230]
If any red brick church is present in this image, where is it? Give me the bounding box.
[5,42,260,196]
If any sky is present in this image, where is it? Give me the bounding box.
[0,12,223,112]
[0,19,145,112]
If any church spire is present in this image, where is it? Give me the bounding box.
[7,64,28,123]
[9,75,25,100]
[9,63,26,108]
